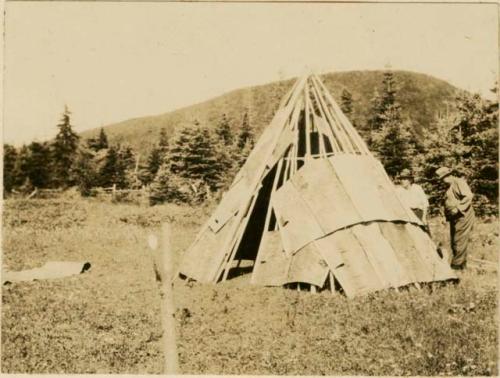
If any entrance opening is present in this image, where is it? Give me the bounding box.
[227,165,278,279]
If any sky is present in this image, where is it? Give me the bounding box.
[3,2,498,146]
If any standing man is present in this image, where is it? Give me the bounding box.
[396,168,430,227]
[436,167,475,270]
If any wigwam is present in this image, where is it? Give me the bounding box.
[177,74,457,297]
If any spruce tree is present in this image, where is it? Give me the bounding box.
[414,88,498,216]
[158,127,169,154]
[371,108,416,178]
[212,114,235,188]
[154,127,171,180]
[237,112,254,150]
[140,128,169,187]
[27,141,52,188]
[369,72,416,178]
[144,147,162,185]
[52,106,80,187]
[149,163,169,205]
[215,113,233,146]
[97,128,109,150]
[71,146,97,196]
[414,118,463,213]
[162,125,198,203]
[8,143,52,190]
[86,137,98,151]
[158,122,224,202]
[455,90,498,214]
[186,126,222,191]
[13,145,30,188]
[381,71,397,108]
[87,128,109,151]
[136,162,152,187]
[340,88,354,117]
[368,72,398,134]
[235,139,253,169]
[149,163,182,205]
[3,144,18,193]
[367,89,384,137]
[168,126,196,176]
[115,144,136,188]
[99,145,119,187]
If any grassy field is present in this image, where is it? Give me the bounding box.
[1,197,498,375]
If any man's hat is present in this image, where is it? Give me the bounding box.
[436,166,452,179]
[399,168,412,179]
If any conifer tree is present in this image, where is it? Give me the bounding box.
[414,87,498,216]
[136,163,152,187]
[168,126,196,176]
[86,138,97,151]
[158,127,169,154]
[99,145,119,187]
[52,106,80,187]
[8,143,52,190]
[414,118,464,213]
[97,128,109,150]
[371,108,416,178]
[470,95,498,214]
[367,89,384,138]
[368,72,398,134]
[215,113,233,146]
[454,90,498,214]
[340,88,354,117]
[149,163,184,205]
[212,114,234,187]
[381,71,397,108]
[140,128,170,186]
[149,163,169,205]
[153,122,224,203]
[115,144,136,188]
[368,71,416,178]
[71,146,97,196]
[144,148,162,185]
[87,128,108,151]
[214,144,234,188]
[3,144,18,193]
[27,141,52,188]
[235,139,253,169]
[127,171,144,190]
[185,126,222,191]
[237,112,254,150]
[13,145,30,188]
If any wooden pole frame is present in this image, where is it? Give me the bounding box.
[311,75,360,154]
[177,74,389,292]
[310,77,354,153]
[309,80,342,153]
[215,76,309,283]
[312,74,371,155]
[250,158,285,284]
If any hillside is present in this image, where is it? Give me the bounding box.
[82,70,461,155]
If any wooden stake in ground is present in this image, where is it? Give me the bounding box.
[157,223,180,375]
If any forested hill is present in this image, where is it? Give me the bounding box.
[82,70,461,155]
